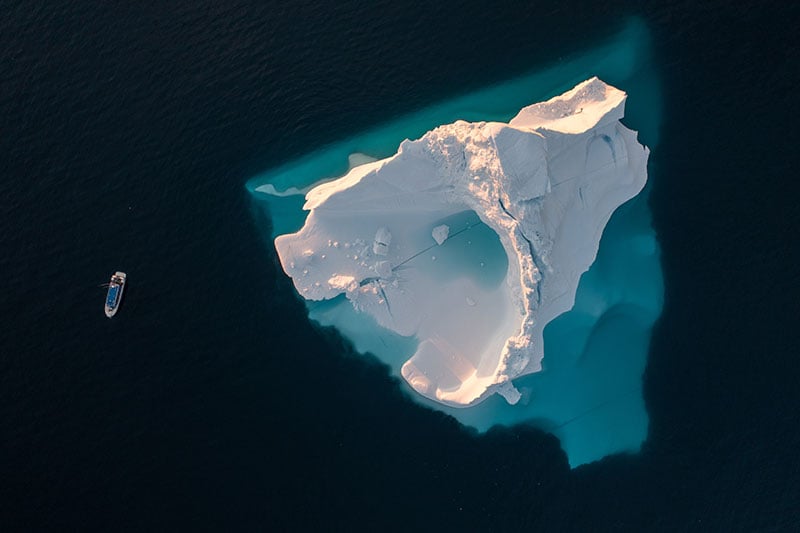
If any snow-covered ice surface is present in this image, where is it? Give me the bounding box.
[248,19,663,466]
[275,77,647,409]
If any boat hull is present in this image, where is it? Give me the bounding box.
[104,272,126,317]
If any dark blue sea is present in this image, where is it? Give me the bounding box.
[2,1,798,530]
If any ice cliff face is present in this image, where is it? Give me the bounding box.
[275,77,649,407]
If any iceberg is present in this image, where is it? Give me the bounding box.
[248,19,663,466]
[273,77,649,408]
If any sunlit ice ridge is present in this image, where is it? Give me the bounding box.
[247,19,663,467]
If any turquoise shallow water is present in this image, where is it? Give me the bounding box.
[249,18,663,466]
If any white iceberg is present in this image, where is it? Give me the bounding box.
[432,225,450,245]
[274,77,649,409]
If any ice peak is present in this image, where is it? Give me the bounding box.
[511,77,627,134]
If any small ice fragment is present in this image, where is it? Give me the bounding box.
[328,274,359,293]
[466,296,476,306]
[373,227,392,256]
[348,152,378,169]
[432,224,450,245]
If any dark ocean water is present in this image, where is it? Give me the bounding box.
[2,1,798,531]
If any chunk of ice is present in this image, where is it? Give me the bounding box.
[432,224,450,245]
[273,77,650,408]
[373,227,391,256]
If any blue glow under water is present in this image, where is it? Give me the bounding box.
[248,18,663,466]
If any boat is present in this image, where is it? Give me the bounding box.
[104,271,127,317]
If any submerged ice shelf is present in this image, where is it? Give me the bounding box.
[248,19,662,467]
[273,78,648,408]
